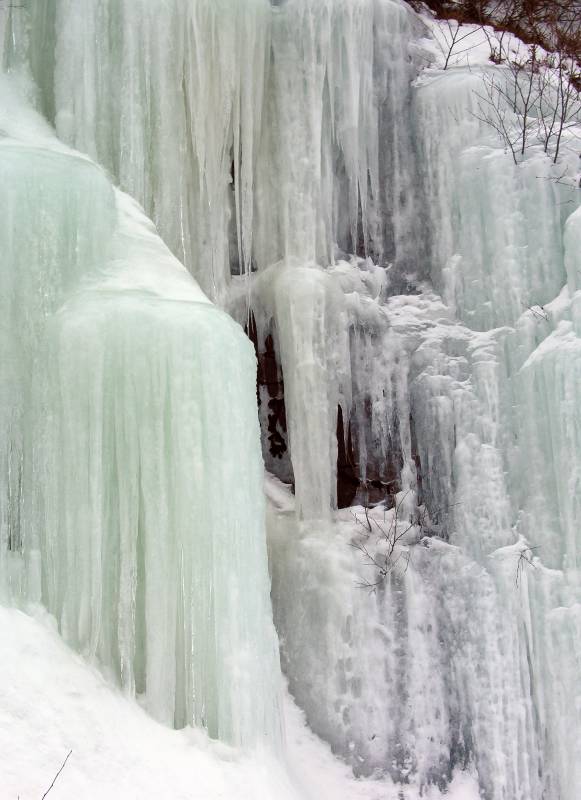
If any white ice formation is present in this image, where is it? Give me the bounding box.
[1,1,581,799]
[0,75,281,749]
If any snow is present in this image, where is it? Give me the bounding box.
[417,14,539,72]
[0,605,293,800]
[0,602,483,800]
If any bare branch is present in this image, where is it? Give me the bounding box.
[41,751,73,800]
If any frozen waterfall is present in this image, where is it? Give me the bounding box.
[1,1,581,799]
[0,75,281,748]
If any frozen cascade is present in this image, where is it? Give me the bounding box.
[253,0,423,272]
[268,498,547,796]
[259,21,580,800]
[414,69,566,330]
[2,0,424,296]
[0,78,281,748]
[3,0,271,299]
[2,1,581,799]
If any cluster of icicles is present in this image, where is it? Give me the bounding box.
[1,1,581,799]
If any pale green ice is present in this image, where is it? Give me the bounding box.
[1,1,581,798]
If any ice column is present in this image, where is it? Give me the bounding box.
[254,263,350,519]
[0,82,281,749]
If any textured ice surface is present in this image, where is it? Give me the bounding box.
[1,0,425,300]
[2,1,581,798]
[2,0,271,300]
[415,70,567,330]
[0,78,281,749]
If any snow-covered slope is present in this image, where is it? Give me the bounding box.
[0,605,294,800]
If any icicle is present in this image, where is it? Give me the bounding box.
[253,262,350,520]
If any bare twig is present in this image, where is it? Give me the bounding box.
[435,19,483,70]
[522,302,549,322]
[41,750,72,800]
[467,14,580,167]
[514,545,540,588]
[351,491,416,590]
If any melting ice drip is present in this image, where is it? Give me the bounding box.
[2,1,581,799]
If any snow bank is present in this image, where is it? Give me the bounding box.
[0,606,295,800]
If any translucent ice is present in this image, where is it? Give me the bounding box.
[0,78,281,749]
[2,2,581,798]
